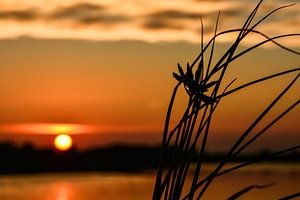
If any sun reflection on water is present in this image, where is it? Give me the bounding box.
[57,186,68,200]
[53,183,71,200]
[0,167,298,200]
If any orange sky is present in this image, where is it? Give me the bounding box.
[0,0,299,151]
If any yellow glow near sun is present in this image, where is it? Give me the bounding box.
[54,134,73,151]
[51,125,76,134]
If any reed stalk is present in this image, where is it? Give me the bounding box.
[152,0,299,199]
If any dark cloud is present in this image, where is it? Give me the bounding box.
[148,10,204,20]
[142,10,210,30]
[51,3,105,20]
[0,9,38,21]
[143,19,183,30]
[195,0,223,1]
[50,3,128,25]
[0,3,129,26]
[77,15,128,24]
[220,9,244,17]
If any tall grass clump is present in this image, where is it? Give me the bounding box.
[152,0,299,199]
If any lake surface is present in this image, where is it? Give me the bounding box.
[0,163,298,200]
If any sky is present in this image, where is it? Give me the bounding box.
[0,0,299,151]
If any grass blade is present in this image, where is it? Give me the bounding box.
[278,192,300,200]
[227,183,275,200]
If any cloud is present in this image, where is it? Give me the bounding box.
[0,3,128,26]
[142,19,183,30]
[51,3,105,20]
[50,3,130,25]
[142,10,213,30]
[220,9,244,18]
[0,9,38,21]
[147,10,204,20]
[0,0,298,46]
[195,0,224,1]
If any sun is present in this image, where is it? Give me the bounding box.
[54,134,73,151]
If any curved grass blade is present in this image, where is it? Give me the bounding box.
[218,68,300,99]
[195,73,299,199]
[152,1,299,199]
[233,99,299,156]
[227,183,275,200]
[248,3,295,35]
[278,192,300,200]
[212,33,300,76]
[182,145,300,200]
[153,83,180,200]
[206,11,220,78]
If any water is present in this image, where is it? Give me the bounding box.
[0,163,298,200]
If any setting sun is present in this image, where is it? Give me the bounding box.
[54,134,73,151]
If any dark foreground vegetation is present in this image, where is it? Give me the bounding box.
[151,0,299,198]
[0,142,298,174]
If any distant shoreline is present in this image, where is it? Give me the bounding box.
[0,142,298,174]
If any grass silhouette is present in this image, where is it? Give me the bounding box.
[152,0,299,199]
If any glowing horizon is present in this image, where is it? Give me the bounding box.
[0,123,162,135]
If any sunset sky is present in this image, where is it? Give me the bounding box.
[0,0,299,151]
